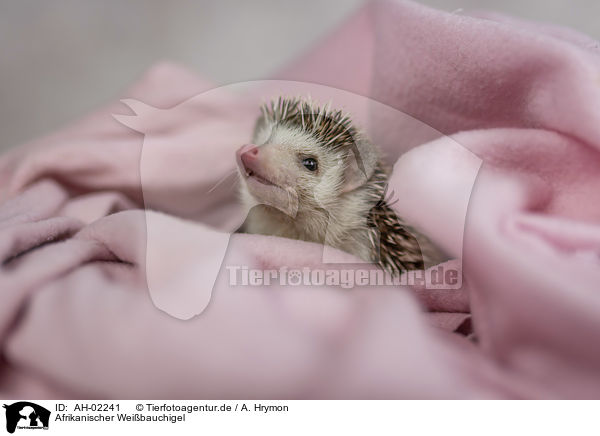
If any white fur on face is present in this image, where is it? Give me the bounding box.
[241,122,349,216]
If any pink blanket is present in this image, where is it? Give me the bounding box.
[1,0,600,399]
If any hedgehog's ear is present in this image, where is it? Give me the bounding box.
[341,138,378,193]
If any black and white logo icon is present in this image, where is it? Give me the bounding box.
[3,402,50,434]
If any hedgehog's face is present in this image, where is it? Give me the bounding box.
[237,125,349,218]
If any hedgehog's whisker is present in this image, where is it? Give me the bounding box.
[207,169,238,194]
[226,175,239,192]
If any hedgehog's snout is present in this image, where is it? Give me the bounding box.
[236,143,281,188]
[237,143,259,175]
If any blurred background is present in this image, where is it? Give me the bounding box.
[1,0,598,152]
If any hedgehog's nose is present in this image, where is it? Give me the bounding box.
[239,143,259,156]
[237,143,259,168]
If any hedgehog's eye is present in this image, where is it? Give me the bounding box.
[302,157,318,172]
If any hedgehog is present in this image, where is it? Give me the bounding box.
[235,96,444,275]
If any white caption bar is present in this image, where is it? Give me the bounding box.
[0,400,597,436]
